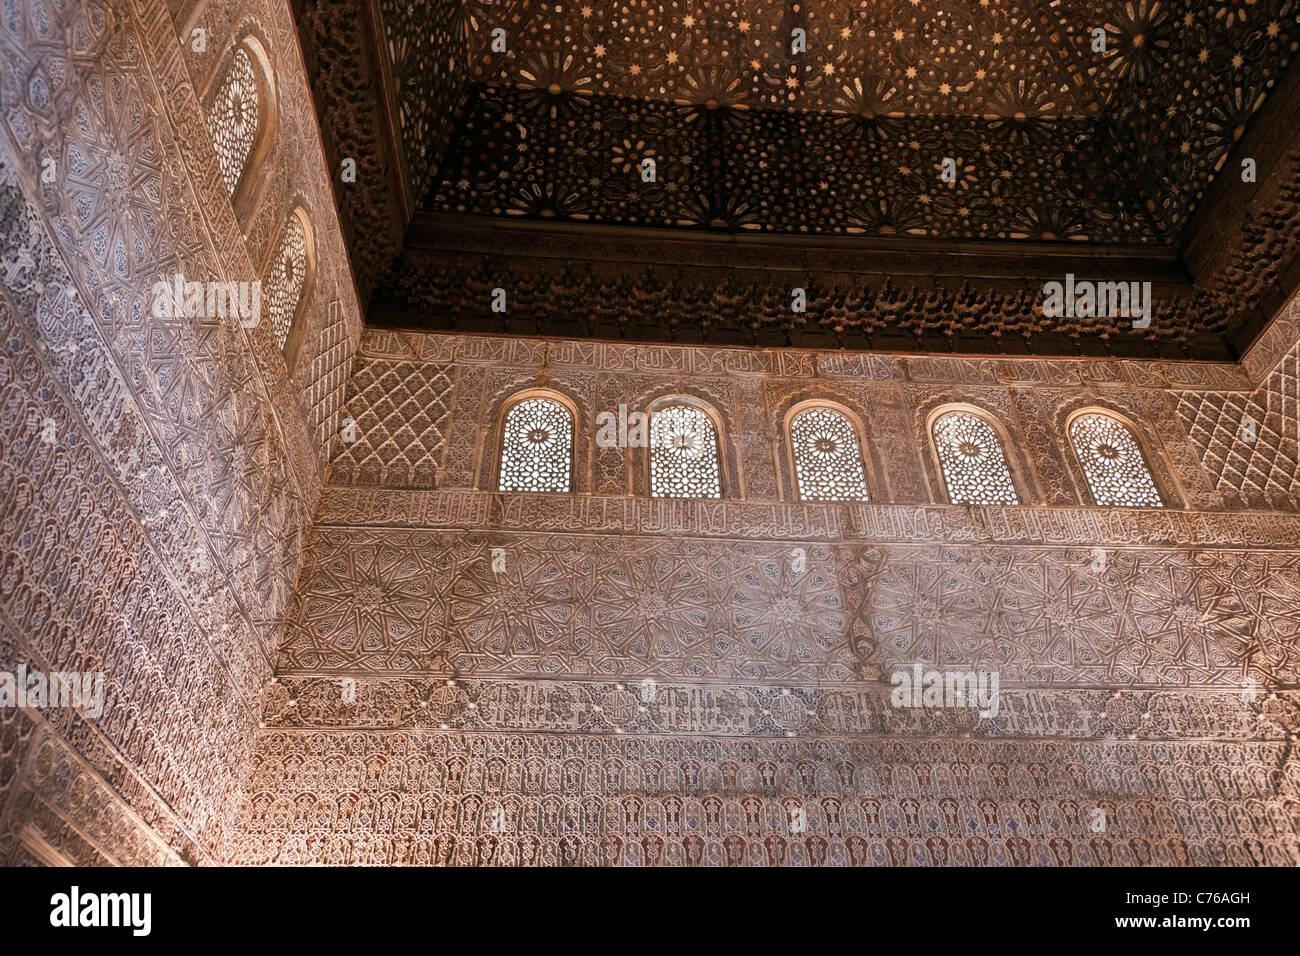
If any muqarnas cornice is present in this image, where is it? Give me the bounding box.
[382,220,1224,357]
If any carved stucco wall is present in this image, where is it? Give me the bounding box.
[1181,289,1300,509]
[3,0,1300,868]
[227,329,1300,865]
[0,0,361,864]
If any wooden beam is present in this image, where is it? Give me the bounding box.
[408,211,1192,284]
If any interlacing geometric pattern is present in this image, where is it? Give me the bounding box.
[10,0,1300,869]
[430,88,1162,245]
[790,406,869,502]
[932,411,1019,505]
[207,46,259,196]
[265,213,308,350]
[1070,414,1163,508]
[329,359,454,487]
[314,0,1300,354]
[0,0,369,866]
[498,397,573,493]
[649,404,722,499]
[463,0,1112,116]
[233,731,1300,867]
[1174,339,1300,507]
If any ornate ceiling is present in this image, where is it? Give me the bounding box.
[453,0,1115,116]
[427,95,1159,242]
[293,0,1300,357]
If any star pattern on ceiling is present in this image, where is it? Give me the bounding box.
[457,0,1109,116]
[293,0,1300,353]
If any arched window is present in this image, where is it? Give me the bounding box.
[498,395,574,492]
[1069,412,1163,507]
[649,403,722,499]
[263,208,314,353]
[931,409,1019,505]
[789,405,869,502]
[207,38,273,202]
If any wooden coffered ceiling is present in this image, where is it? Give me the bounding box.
[291,0,1300,359]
